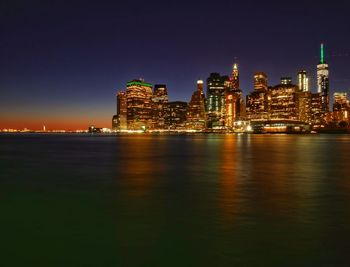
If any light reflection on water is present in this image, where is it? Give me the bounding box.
[1,134,350,266]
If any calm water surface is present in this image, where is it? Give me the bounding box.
[1,134,350,266]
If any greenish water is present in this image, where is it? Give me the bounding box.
[1,134,350,266]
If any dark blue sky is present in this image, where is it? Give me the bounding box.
[1,0,350,129]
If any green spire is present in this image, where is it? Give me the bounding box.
[320,43,324,64]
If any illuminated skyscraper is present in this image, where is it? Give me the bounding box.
[296,70,311,123]
[206,73,229,128]
[113,91,127,130]
[297,70,309,92]
[297,91,312,123]
[333,92,349,111]
[165,101,188,129]
[270,83,299,120]
[225,91,245,127]
[112,115,118,130]
[246,72,270,121]
[332,92,349,122]
[126,79,153,130]
[254,72,268,91]
[197,79,204,92]
[187,80,206,130]
[281,77,292,85]
[230,63,240,90]
[225,63,245,128]
[310,93,324,124]
[152,84,169,129]
[317,43,330,112]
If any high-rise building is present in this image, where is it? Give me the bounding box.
[254,72,268,91]
[332,92,349,122]
[126,79,153,130]
[270,83,299,120]
[333,92,349,111]
[281,77,293,85]
[165,101,188,129]
[152,84,169,129]
[246,91,270,121]
[206,73,229,128]
[230,63,240,90]
[112,91,127,130]
[246,72,270,121]
[225,63,245,128]
[197,79,204,92]
[112,115,118,130]
[310,93,324,124]
[187,80,206,130]
[298,70,309,92]
[297,91,312,123]
[317,43,330,112]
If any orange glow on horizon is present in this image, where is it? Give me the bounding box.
[0,116,111,131]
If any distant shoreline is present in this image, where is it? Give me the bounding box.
[1,131,349,135]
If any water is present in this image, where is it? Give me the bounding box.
[1,134,350,266]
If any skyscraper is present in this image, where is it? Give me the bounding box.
[310,92,324,124]
[165,101,188,129]
[197,79,204,92]
[254,72,268,91]
[333,92,349,111]
[230,63,240,90]
[206,73,229,128]
[281,77,292,85]
[296,71,311,123]
[332,92,349,122]
[270,83,299,120]
[297,70,309,92]
[297,91,312,123]
[225,63,245,128]
[112,91,127,130]
[317,43,330,112]
[152,84,169,129]
[126,79,153,130]
[246,72,270,121]
[187,80,206,130]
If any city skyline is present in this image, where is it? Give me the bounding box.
[109,43,349,135]
[2,46,348,131]
[1,1,350,130]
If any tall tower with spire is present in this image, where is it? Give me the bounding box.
[317,43,330,112]
[230,63,240,90]
[225,62,245,128]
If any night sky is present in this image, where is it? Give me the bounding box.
[1,0,349,130]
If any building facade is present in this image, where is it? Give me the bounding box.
[246,72,270,121]
[165,101,188,129]
[281,77,292,85]
[126,79,153,130]
[332,92,349,122]
[206,73,229,128]
[269,83,299,120]
[297,91,312,123]
[225,63,245,128]
[152,84,169,129]
[317,44,330,112]
[112,91,127,130]
[310,93,324,125]
[187,80,207,130]
[298,70,309,92]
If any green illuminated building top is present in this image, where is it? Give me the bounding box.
[320,43,325,64]
[127,80,152,88]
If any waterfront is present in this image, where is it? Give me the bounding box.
[1,134,350,266]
